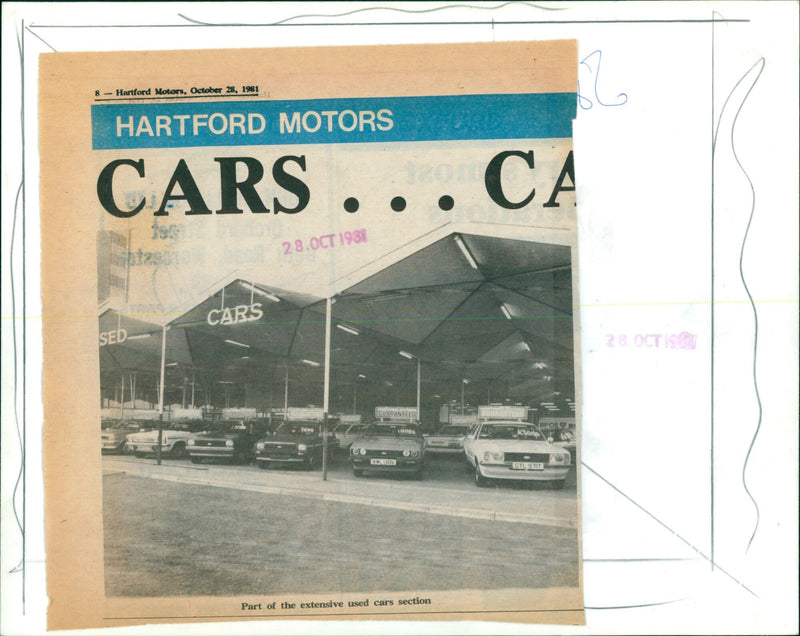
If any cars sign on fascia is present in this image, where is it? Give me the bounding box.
[462,419,571,488]
[350,422,426,478]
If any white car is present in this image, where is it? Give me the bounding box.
[462,420,571,488]
[424,424,471,454]
[126,420,207,459]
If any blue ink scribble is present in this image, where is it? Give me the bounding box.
[578,50,629,110]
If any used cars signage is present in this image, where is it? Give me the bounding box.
[374,406,418,420]
[477,405,528,420]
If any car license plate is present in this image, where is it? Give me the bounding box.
[512,462,544,470]
[370,458,396,466]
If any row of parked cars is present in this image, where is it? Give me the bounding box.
[101,406,576,488]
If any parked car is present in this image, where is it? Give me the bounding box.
[254,419,333,470]
[126,420,207,459]
[349,422,426,478]
[187,420,266,464]
[332,422,369,454]
[462,420,571,488]
[551,428,577,463]
[424,424,471,455]
[101,420,145,454]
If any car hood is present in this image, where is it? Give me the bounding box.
[475,440,555,453]
[355,436,423,451]
[128,429,198,441]
[260,433,319,444]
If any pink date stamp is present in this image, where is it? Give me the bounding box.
[606,332,697,350]
[282,228,367,255]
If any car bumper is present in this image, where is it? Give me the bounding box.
[101,441,125,451]
[255,453,308,464]
[129,443,169,454]
[188,447,234,458]
[351,457,423,473]
[478,463,570,481]
[425,445,463,454]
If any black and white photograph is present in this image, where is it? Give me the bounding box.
[98,231,581,598]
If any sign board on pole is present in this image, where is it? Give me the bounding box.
[374,406,418,420]
[477,405,529,420]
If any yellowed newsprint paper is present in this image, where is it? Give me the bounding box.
[39,41,583,630]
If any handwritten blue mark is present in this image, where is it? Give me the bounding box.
[578,50,629,110]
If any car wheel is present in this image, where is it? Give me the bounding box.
[134,452,146,459]
[170,442,187,459]
[353,468,364,478]
[258,460,270,470]
[190,456,202,464]
[475,464,489,487]
[551,479,566,490]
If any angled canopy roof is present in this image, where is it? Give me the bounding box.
[101,233,575,415]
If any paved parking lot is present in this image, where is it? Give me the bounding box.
[103,451,578,528]
[103,468,580,597]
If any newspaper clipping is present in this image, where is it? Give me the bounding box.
[40,40,583,629]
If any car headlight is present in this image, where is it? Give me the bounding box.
[483,451,503,462]
[403,449,410,457]
[351,447,359,455]
[225,440,234,447]
[549,453,570,465]
[255,442,264,450]
[359,448,366,455]
[298,444,307,452]
[410,449,420,457]
[187,439,195,446]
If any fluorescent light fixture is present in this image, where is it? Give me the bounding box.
[533,362,547,369]
[500,304,513,320]
[302,359,320,367]
[126,333,152,340]
[357,374,366,379]
[336,324,360,336]
[554,391,561,396]
[462,378,470,384]
[218,380,234,384]
[454,234,478,269]
[399,350,415,359]
[521,341,531,352]
[540,402,555,406]
[385,381,393,387]
[225,339,250,348]
[240,356,250,359]
[239,281,280,302]
[433,394,441,398]
[166,362,178,367]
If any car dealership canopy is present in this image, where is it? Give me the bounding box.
[99,232,575,418]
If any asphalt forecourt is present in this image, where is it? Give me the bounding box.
[102,454,578,529]
[103,472,579,597]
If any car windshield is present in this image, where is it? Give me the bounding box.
[279,422,320,436]
[479,424,543,440]
[365,423,420,438]
[437,425,469,436]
